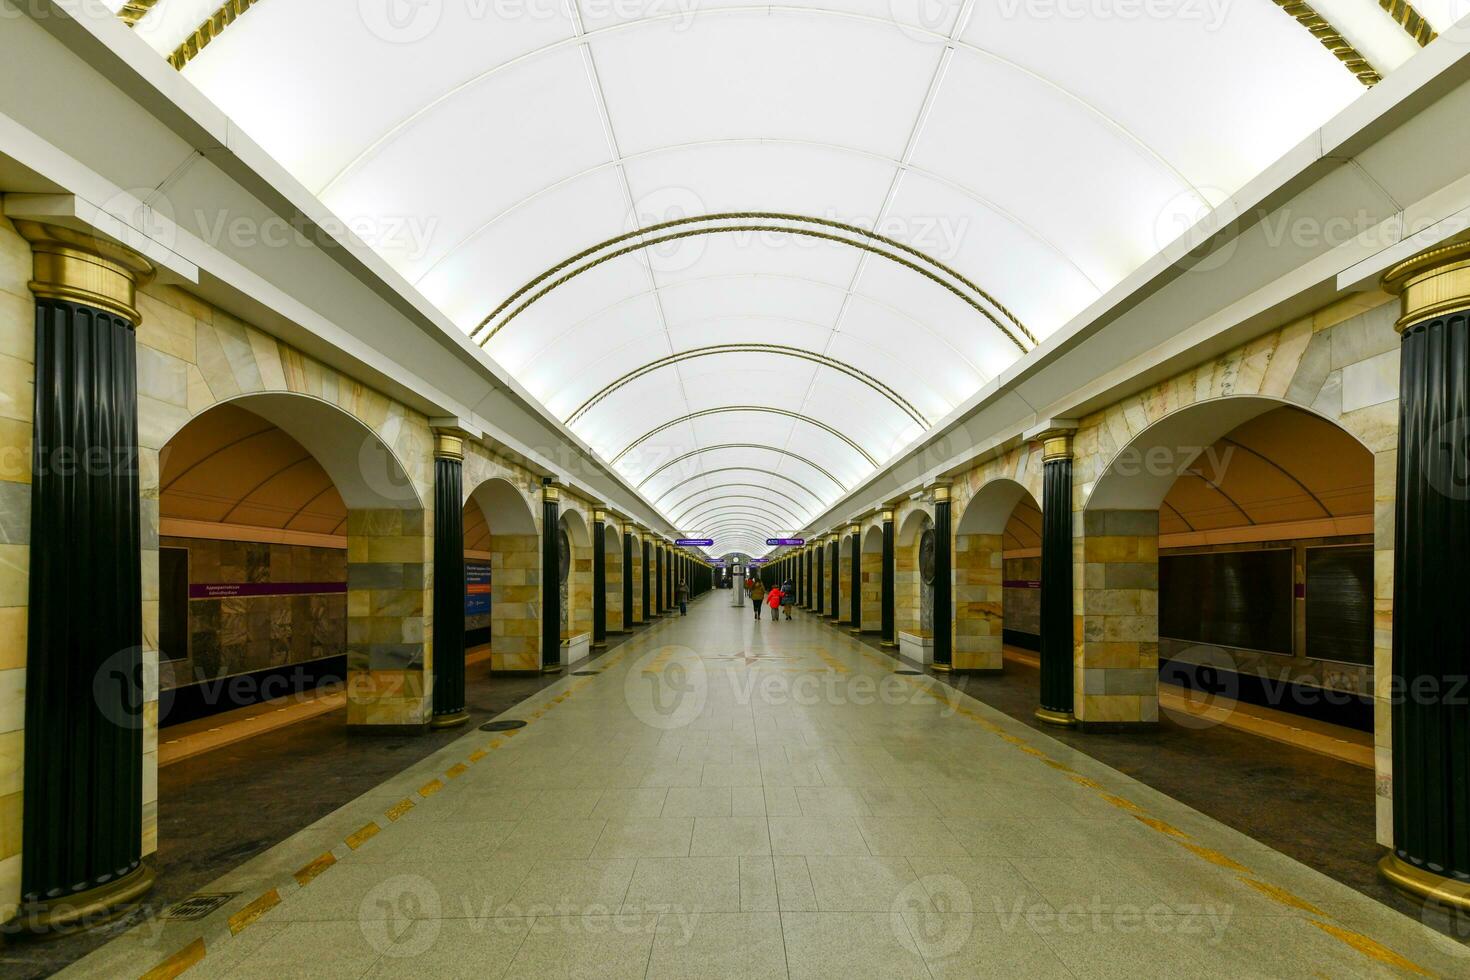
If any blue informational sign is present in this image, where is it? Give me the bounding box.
[766,537,805,546]
[465,561,492,616]
[675,538,714,547]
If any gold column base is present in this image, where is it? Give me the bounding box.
[847,628,862,635]
[880,640,897,648]
[592,641,608,649]
[1035,707,1077,728]
[1379,852,1470,912]
[931,662,952,673]
[6,863,155,935]
[430,710,470,730]
[541,664,564,674]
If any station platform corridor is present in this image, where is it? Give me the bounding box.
[32,595,1462,980]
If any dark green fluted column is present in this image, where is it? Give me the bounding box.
[541,482,561,672]
[431,433,468,728]
[14,223,156,931]
[1380,245,1470,910]
[622,525,634,626]
[881,510,896,647]
[933,485,953,670]
[815,543,825,615]
[1037,434,1076,726]
[828,539,839,619]
[592,511,607,647]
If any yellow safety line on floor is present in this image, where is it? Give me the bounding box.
[138,937,204,980]
[291,852,335,887]
[883,642,1436,979]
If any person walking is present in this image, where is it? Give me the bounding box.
[781,579,795,620]
[749,577,766,619]
[676,578,689,615]
[766,583,783,622]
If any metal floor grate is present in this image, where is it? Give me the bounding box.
[161,892,239,922]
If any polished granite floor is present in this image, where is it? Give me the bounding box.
[48,597,1470,978]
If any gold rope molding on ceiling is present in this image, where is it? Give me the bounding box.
[611,405,879,467]
[568,344,928,428]
[471,212,1035,352]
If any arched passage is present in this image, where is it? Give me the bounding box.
[465,476,541,672]
[860,525,884,632]
[603,519,624,635]
[558,508,593,651]
[954,479,1042,672]
[1081,397,1377,731]
[837,531,855,625]
[153,391,427,742]
[896,509,934,664]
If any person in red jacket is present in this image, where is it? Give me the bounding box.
[766,584,783,622]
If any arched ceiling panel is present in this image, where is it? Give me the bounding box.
[156,0,1426,556]
[160,403,347,536]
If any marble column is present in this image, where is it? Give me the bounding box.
[1379,243,1470,911]
[541,482,561,672]
[13,222,156,931]
[881,510,896,647]
[932,484,954,671]
[430,431,468,729]
[592,510,607,647]
[1037,434,1076,726]
[849,525,861,632]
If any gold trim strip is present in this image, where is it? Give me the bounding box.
[1377,0,1437,46]
[118,0,165,26]
[433,432,464,461]
[169,0,264,71]
[141,937,206,980]
[1269,0,1381,86]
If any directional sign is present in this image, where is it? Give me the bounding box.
[766,537,805,547]
[675,538,714,547]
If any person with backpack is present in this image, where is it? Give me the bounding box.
[749,577,766,619]
[780,578,796,620]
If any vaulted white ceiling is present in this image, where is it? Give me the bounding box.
[111,0,1448,557]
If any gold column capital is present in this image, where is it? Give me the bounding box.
[1042,433,1074,461]
[880,509,895,524]
[16,220,156,324]
[929,482,951,502]
[542,482,561,503]
[847,523,861,536]
[1383,241,1470,333]
[432,430,464,461]
[593,509,608,523]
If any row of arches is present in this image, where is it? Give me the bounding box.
[762,394,1378,735]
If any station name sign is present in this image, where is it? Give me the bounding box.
[765,537,805,546]
[675,538,714,546]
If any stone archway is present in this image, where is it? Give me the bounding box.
[465,476,540,672]
[953,479,1042,672]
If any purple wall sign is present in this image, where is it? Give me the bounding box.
[766,537,804,546]
[675,538,714,547]
[189,581,347,599]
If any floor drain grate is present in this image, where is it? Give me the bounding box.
[162,893,239,922]
[895,670,923,675]
[571,670,600,675]
[480,719,528,732]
